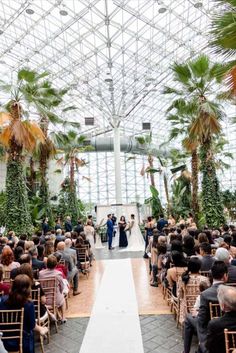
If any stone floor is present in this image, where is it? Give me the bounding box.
[36,315,198,353]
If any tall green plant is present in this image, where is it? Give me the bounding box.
[0,69,53,234]
[164,55,225,227]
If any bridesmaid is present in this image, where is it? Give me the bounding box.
[119,216,128,247]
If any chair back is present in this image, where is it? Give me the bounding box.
[3,270,11,283]
[224,329,236,353]
[38,277,56,314]
[0,308,24,353]
[77,247,88,263]
[209,302,222,319]
[31,287,41,323]
[184,284,200,313]
[199,271,211,278]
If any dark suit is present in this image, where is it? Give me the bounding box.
[198,282,224,353]
[228,264,236,283]
[201,255,215,271]
[107,219,114,249]
[32,258,45,271]
[184,282,223,353]
[206,311,236,353]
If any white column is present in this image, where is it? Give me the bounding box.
[113,124,122,204]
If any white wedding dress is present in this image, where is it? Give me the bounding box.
[120,220,145,252]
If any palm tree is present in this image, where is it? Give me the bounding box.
[0,69,49,233]
[164,55,225,227]
[211,0,236,92]
[166,99,200,220]
[136,134,156,187]
[56,131,92,224]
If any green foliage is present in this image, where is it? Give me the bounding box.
[200,143,225,228]
[57,178,85,225]
[0,192,6,227]
[145,186,163,219]
[5,160,33,235]
[171,174,191,218]
[221,189,236,220]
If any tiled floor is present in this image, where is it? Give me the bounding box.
[35,246,193,353]
[36,315,198,353]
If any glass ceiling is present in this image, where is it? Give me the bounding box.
[0,0,236,205]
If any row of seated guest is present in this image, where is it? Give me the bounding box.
[144,218,236,353]
[0,227,95,353]
[0,274,48,353]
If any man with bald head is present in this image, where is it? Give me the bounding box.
[55,241,80,296]
[206,285,236,353]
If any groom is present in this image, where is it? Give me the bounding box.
[107,214,114,250]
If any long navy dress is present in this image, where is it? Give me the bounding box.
[119,222,128,247]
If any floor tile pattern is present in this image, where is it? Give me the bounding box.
[36,315,198,353]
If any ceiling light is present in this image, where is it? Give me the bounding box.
[104,72,113,83]
[59,9,68,16]
[158,7,167,13]
[25,8,34,15]
[194,2,203,8]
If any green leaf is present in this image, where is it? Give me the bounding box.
[62,106,78,112]
[18,69,36,82]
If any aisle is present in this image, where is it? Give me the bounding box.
[79,259,144,353]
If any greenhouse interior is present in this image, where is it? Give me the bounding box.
[1,1,236,353]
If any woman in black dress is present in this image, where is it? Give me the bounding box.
[119,216,128,247]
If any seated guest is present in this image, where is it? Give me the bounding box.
[39,255,66,322]
[166,251,187,296]
[0,267,10,295]
[0,274,47,353]
[13,246,24,263]
[183,261,228,353]
[28,246,45,271]
[55,242,80,296]
[183,235,195,257]
[150,234,158,287]
[54,229,65,249]
[215,247,236,283]
[0,246,20,272]
[178,257,210,325]
[37,244,46,262]
[64,216,72,232]
[198,233,209,245]
[224,234,236,258]
[64,239,77,267]
[206,285,236,353]
[199,242,215,271]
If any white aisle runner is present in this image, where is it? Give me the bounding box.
[79,259,144,353]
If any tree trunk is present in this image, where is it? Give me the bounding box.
[200,139,225,227]
[191,149,199,222]
[163,172,170,214]
[5,102,33,234]
[148,154,155,187]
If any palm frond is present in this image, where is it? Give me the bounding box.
[172,62,191,84]
[189,55,210,78]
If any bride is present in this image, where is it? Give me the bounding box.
[122,214,145,252]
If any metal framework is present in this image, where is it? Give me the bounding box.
[0,0,235,205]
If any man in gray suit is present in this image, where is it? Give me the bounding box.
[183,261,228,353]
[54,241,81,296]
[199,243,215,271]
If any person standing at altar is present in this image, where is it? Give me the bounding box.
[107,214,114,250]
[119,216,128,248]
[111,213,117,237]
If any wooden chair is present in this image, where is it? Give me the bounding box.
[31,287,50,353]
[37,278,58,333]
[77,247,90,278]
[185,284,200,314]
[199,271,211,278]
[0,308,24,353]
[3,270,11,283]
[209,302,222,319]
[224,329,236,353]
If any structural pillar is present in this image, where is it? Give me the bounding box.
[113,124,122,204]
